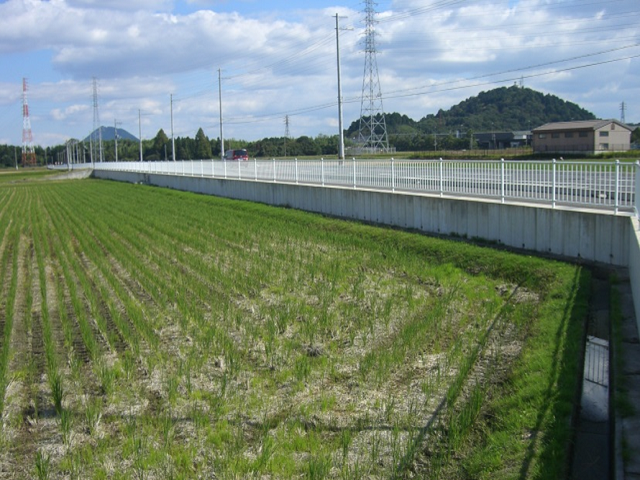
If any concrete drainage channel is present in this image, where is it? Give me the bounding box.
[571,273,611,479]
[571,270,640,480]
[614,276,640,480]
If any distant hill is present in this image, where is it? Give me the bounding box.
[346,86,597,137]
[84,126,138,143]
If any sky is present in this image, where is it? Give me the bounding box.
[0,0,638,148]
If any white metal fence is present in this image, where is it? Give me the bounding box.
[68,158,639,216]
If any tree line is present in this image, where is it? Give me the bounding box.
[0,128,347,167]
[3,125,638,168]
[2,86,638,167]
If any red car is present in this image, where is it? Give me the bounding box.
[224,149,249,161]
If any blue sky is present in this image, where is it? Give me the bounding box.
[0,0,638,148]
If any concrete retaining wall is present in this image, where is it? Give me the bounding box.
[96,170,631,264]
[630,218,640,334]
[94,170,638,322]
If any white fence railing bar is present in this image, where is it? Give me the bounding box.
[60,158,639,216]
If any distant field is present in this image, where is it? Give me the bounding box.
[0,175,588,479]
[0,168,59,183]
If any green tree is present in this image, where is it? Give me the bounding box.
[152,129,170,160]
[194,128,212,159]
[295,136,320,156]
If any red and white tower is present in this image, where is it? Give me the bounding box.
[22,78,36,167]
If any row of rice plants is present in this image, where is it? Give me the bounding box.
[30,193,66,415]
[48,183,424,472]
[61,186,262,371]
[36,185,229,476]
[106,184,534,477]
[40,193,109,375]
[399,293,531,477]
[36,194,121,466]
[0,188,23,416]
[16,186,143,476]
[50,195,181,472]
[0,177,587,478]
[45,186,234,382]
[124,188,520,476]
[42,189,158,354]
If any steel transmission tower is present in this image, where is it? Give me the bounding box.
[91,77,103,163]
[21,78,36,167]
[358,0,389,153]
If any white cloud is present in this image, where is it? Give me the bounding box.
[51,103,89,121]
[66,0,174,11]
[0,0,638,147]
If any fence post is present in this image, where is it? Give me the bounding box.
[439,157,443,197]
[273,158,276,182]
[212,158,215,178]
[254,157,257,181]
[224,159,227,179]
[635,161,639,219]
[552,158,556,208]
[391,157,395,192]
[238,159,242,180]
[614,160,620,215]
[295,158,299,184]
[501,158,505,203]
[321,158,325,186]
[353,157,357,189]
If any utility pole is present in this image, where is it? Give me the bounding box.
[335,13,346,160]
[171,94,176,161]
[284,115,290,157]
[620,101,626,124]
[91,77,103,163]
[218,68,224,159]
[138,109,143,162]
[114,119,121,162]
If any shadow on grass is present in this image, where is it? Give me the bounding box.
[521,266,590,480]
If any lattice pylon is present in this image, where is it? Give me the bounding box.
[22,78,36,167]
[358,0,389,152]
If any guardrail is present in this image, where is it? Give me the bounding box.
[68,158,638,216]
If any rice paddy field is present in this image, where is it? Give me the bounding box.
[0,171,589,479]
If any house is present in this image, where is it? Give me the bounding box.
[474,131,532,149]
[532,120,632,154]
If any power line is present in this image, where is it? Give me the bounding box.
[212,50,640,129]
[379,53,640,102]
[382,42,640,99]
